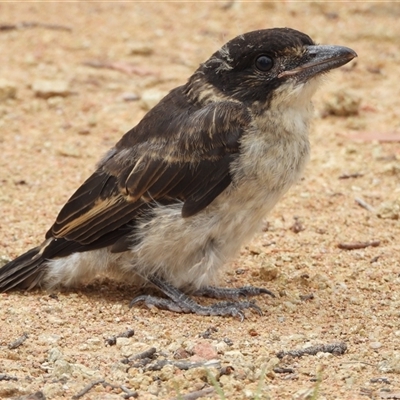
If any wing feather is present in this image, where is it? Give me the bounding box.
[47,87,252,252]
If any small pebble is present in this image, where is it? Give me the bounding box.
[259,264,278,281]
[192,340,218,361]
[121,92,140,102]
[377,200,400,220]
[32,79,71,99]
[128,43,154,56]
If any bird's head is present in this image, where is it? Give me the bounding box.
[194,28,357,108]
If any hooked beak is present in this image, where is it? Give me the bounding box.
[278,45,357,79]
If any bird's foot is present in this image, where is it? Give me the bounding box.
[194,285,275,300]
[130,294,261,321]
[129,276,273,320]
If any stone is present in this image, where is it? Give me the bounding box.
[32,79,71,99]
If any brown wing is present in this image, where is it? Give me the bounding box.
[47,87,252,247]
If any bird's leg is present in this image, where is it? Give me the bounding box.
[129,276,269,320]
[194,285,275,300]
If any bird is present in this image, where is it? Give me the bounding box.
[0,28,356,319]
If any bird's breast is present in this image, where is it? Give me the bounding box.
[233,106,311,196]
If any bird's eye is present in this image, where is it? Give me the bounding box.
[255,55,273,72]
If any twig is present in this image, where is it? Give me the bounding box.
[171,387,214,400]
[338,241,380,250]
[128,347,156,360]
[370,377,390,384]
[126,357,220,371]
[72,379,138,399]
[17,391,46,400]
[339,172,363,179]
[121,346,221,372]
[8,332,28,349]
[277,342,347,359]
[282,373,299,380]
[105,328,135,346]
[359,387,373,397]
[299,293,314,301]
[273,367,295,374]
[166,359,220,371]
[355,197,375,212]
[103,381,137,398]
[121,347,157,365]
[72,379,105,399]
[0,374,18,381]
[120,385,139,399]
[122,358,151,369]
[0,21,72,31]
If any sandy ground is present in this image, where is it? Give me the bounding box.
[0,2,400,400]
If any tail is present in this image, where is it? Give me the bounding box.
[0,247,47,291]
[1,228,131,291]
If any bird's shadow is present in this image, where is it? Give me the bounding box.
[38,279,158,307]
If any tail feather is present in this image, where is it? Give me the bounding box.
[0,247,47,291]
[1,221,136,292]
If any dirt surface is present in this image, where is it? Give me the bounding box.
[0,2,400,400]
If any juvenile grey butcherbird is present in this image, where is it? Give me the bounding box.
[0,28,356,319]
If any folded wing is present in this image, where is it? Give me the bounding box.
[48,89,252,250]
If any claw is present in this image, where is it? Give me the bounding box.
[247,302,263,316]
[257,288,276,298]
[129,295,147,308]
[194,285,275,299]
[129,276,271,320]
